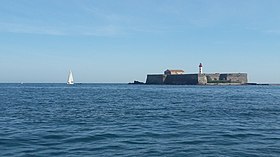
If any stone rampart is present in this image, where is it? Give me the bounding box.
[145,73,248,85]
[164,74,198,85]
[146,74,166,84]
[206,73,220,82]
[224,73,247,84]
[206,73,247,84]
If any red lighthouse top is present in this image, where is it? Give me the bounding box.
[199,63,203,67]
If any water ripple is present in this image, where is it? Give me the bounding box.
[0,84,280,156]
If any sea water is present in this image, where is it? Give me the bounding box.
[0,84,280,156]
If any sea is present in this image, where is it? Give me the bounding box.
[0,83,280,157]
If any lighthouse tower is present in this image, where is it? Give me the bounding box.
[199,63,203,74]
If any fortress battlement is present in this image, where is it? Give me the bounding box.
[145,63,248,85]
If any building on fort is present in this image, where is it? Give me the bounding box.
[164,70,184,75]
[146,63,248,85]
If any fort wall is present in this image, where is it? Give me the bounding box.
[223,73,247,84]
[164,74,198,85]
[146,74,166,84]
[206,73,220,82]
[146,73,248,85]
[206,73,247,84]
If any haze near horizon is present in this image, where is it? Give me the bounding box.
[0,0,280,83]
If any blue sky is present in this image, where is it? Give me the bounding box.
[0,0,280,83]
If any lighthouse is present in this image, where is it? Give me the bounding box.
[199,63,203,74]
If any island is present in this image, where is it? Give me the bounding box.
[133,63,249,85]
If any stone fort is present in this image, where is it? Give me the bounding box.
[146,63,248,85]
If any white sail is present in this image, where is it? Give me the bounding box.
[67,70,74,85]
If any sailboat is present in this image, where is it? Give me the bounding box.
[67,70,74,85]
